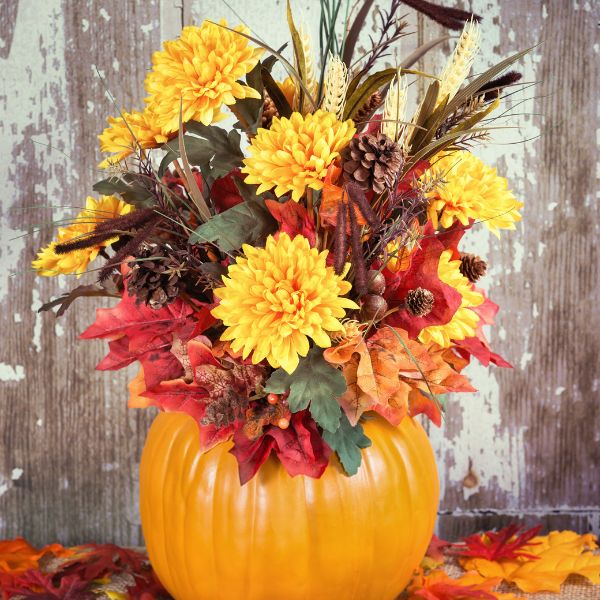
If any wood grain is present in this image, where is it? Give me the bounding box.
[0,0,598,546]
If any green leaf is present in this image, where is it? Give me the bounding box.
[232,62,265,134]
[264,347,345,433]
[92,174,154,207]
[323,413,371,476]
[189,197,277,253]
[286,0,307,111]
[158,123,244,178]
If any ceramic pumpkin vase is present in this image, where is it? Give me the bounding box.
[140,411,439,600]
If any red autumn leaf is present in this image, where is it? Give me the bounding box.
[6,570,94,600]
[452,525,542,561]
[230,410,331,484]
[383,223,463,339]
[265,199,317,246]
[409,390,444,427]
[426,535,452,562]
[411,581,499,600]
[211,170,245,213]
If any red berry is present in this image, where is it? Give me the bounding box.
[267,393,279,405]
[277,418,290,430]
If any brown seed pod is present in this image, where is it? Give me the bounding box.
[360,294,388,323]
[366,270,386,295]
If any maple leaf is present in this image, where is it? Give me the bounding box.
[210,169,244,213]
[264,347,345,433]
[7,570,94,600]
[322,412,371,475]
[453,525,542,561]
[230,410,331,484]
[460,530,600,593]
[0,538,70,575]
[426,535,452,563]
[265,199,317,246]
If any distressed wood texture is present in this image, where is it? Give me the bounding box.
[0,0,598,546]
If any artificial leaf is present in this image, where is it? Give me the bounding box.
[322,412,371,475]
[460,530,600,593]
[265,199,316,246]
[189,196,277,253]
[7,571,94,600]
[426,535,452,564]
[453,525,542,561]
[231,61,264,133]
[93,173,155,206]
[264,347,345,433]
[0,538,71,575]
[210,170,245,213]
[230,410,331,484]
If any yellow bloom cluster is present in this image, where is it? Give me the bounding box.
[418,250,484,347]
[145,21,263,133]
[242,110,355,201]
[425,151,523,236]
[98,107,168,168]
[32,196,133,277]
[212,233,358,373]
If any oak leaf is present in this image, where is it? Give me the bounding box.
[265,199,316,246]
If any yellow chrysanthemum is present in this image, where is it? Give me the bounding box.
[98,107,168,168]
[242,110,356,201]
[144,21,263,133]
[279,76,297,109]
[211,233,358,374]
[425,150,523,236]
[418,249,484,347]
[32,196,133,277]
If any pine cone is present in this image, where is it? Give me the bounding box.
[460,253,487,283]
[353,92,383,128]
[405,288,434,317]
[342,132,403,194]
[127,244,186,309]
[261,93,279,129]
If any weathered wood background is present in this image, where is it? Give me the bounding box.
[0,0,598,546]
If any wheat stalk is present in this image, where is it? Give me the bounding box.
[321,53,348,119]
[436,19,481,107]
[299,22,318,100]
[383,70,408,143]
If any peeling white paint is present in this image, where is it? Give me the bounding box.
[141,22,157,35]
[13,312,21,322]
[55,321,64,337]
[81,18,89,32]
[520,351,533,370]
[0,363,25,382]
[31,288,42,352]
[11,468,23,481]
[36,418,43,427]
[99,8,111,22]
[555,386,566,396]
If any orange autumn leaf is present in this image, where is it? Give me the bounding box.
[0,538,72,575]
[319,163,366,229]
[460,530,600,593]
[128,367,150,408]
[407,567,523,600]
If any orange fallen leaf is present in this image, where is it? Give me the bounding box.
[0,537,72,575]
[460,530,600,593]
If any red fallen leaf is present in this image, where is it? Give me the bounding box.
[230,410,332,484]
[211,170,245,213]
[426,535,452,562]
[383,222,463,339]
[6,570,94,599]
[395,160,430,196]
[452,525,542,561]
[265,199,317,247]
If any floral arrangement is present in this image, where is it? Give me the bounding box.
[34,2,528,484]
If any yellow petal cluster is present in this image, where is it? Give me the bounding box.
[98,107,168,168]
[144,21,263,133]
[32,196,133,277]
[425,150,523,236]
[418,249,484,347]
[242,110,355,201]
[211,233,358,373]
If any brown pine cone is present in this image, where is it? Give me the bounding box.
[460,253,487,283]
[261,93,279,129]
[341,132,403,194]
[353,92,383,129]
[405,288,435,317]
[127,244,186,309]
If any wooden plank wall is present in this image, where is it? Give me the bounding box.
[0,0,598,546]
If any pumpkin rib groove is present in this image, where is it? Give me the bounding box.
[141,412,439,600]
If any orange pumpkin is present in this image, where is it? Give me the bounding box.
[140,411,439,600]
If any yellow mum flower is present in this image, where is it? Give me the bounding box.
[242,110,355,201]
[32,196,133,277]
[279,76,297,108]
[425,150,523,236]
[98,107,168,168]
[144,21,263,133]
[418,249,484,347]
[211,233,358,373]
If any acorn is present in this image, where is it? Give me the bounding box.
[360,294,388,323]
[366,269,386,295]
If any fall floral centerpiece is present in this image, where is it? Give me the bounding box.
[33,2,527,598]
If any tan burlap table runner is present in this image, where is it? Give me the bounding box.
[444,558,600,599]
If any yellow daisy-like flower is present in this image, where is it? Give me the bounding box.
[98,107,168,168]
[211,233,358,374]
[278,76,297,109]
[242,110,355,201]
[32,196,133,277]
[418,249,484,348]
[424,150,523,236]
[144,21,263,133]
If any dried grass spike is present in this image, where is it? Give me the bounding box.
[299,22,318,98]
[436,19,481,107]
[383,70,407,142]
[321,53,349,119]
